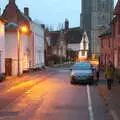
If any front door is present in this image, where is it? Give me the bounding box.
[5,58,12,76]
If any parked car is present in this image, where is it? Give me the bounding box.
[70,62,94,84]
[0,73,6,82]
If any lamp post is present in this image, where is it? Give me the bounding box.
[17,25,28,76]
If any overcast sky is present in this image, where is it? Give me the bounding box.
[0,0,118,30]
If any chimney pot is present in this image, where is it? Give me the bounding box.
[24,7,29,16]
[65,19,69,30]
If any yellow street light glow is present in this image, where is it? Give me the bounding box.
[20,25,29,33]
[0,26,4,32]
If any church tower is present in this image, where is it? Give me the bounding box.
[80,0,114,58]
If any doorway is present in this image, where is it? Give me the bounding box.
[5,58,12,76]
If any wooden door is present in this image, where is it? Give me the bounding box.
[5,58,12,76]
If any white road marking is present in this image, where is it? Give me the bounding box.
[110,109,119,120]
[87,85,94,120]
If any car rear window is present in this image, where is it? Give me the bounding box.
[72,62,91,70]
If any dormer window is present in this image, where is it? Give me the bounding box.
[82,51,85,56]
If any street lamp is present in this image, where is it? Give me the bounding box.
[17,25,29,76]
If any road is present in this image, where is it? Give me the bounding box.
[0,67,110,120]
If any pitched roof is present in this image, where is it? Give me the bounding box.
[0,17,7,23]
[49,27,84,45]
[2,0,31,24]
[114,0,120,15]
[66,27,83,44]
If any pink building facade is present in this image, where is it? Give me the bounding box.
[99,1,120,69]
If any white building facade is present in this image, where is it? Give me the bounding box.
[31,21,45,69]
[68,44,80,51]
[5,23,30,76]
[0,18,5,76]
[78,31,89,59]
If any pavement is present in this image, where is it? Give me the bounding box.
[97,71,120,120]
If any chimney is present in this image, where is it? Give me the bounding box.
[24,7,29,16]
[65,19,69,31]
[41,24,45,29]
[9,0,15,3]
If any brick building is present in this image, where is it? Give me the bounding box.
[99,0,120,69]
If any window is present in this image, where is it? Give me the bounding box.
[102,2,104,9]
[83,41,86,50]
[82,51,85,56]
[118,17,120,34]
[97,14,105,25]
[108,38,111,48]
[98,0,105,11]
[102,15,105,20]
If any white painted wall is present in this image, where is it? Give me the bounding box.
[21,34,30,71]
[79,31,89,59]
[5,31,30,76]
[80,32,89,50]
[31,21,45,68]
[68,43,80,51]
[0,20,5,73]
[5,32,18,75]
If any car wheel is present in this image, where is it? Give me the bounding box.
[70,79,75,84]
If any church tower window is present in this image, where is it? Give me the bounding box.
[98,0,105,11]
